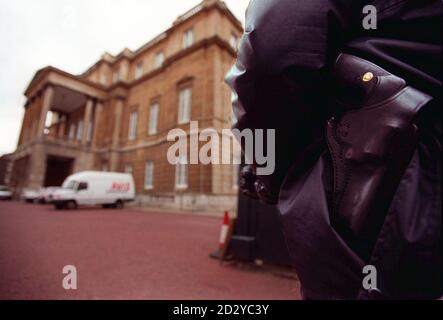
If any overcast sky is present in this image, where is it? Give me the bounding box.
[0,0,249,156]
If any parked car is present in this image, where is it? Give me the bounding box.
[38,186,61,204]
[52,171,135,210]
[0,185,13,200]
[21,188,42,203]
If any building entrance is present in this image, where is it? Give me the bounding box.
[43,155,74,187]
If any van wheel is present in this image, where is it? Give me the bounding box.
[115,200,124,209]
[55,203,63,210]
[66,200,77,210]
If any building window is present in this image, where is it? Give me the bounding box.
[233,164,240,189]
[69,124,76,140]
[100,74,107,85]
[144,161,154,190]
[230,108,237,126]
[135,61,144,79]
[76,121,83,141]
[183,29,194,49]
[128,111,138,141]
[229,33,239,50]
[148,102,159,135]
[112,69,120,84]
[124,164,133,175]
[154,51,164,68]
[175,154,188,189]
[178,87,192,124]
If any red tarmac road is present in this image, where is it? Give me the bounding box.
[0,201,300,300]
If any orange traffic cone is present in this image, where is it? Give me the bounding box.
[218,211,230,250]
[209,211,230,260]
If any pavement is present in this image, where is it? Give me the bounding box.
[0,201,300,300]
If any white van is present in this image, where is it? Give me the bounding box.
[52,171,135,210]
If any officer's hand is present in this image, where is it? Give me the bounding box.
[240,165,259,200]
[240,165,278,205]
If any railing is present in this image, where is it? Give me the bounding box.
[42,135,89,148]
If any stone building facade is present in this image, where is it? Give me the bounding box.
[10,0,243,212]
[0,154,12,186]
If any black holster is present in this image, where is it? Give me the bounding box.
[326,54,432,242]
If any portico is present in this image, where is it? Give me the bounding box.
[10,67,109,190]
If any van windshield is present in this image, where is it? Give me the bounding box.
[62,181,77,190]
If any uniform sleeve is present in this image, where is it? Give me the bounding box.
[225,0,354,193]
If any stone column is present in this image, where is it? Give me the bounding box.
[91,101,103,147]
[112,99,124,149]
[37,86,54,138]
[27,144,46,189]
[110,98,124,171]
[81,98,94,145]
[17,107,30,146]
[58,115,66,138]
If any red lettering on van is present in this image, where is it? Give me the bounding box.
[110,183,130,192]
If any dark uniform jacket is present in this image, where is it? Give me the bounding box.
[226,0,442,299]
